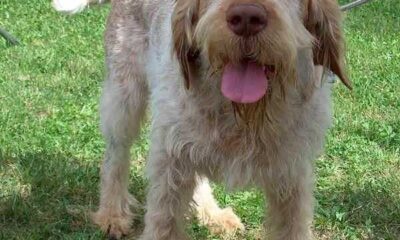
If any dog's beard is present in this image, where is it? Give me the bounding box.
[195,9,301,127]
[202,40,297,127]
[200,50,297,128]
[231,97,268,127]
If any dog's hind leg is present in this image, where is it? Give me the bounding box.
[193,177,244,235]
[93,10,148,239]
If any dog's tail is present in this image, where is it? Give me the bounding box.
[52,0,109,14]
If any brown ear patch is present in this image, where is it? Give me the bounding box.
[172,0,201,89]
[304,0,352,89]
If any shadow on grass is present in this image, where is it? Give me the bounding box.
[0,151,146,239]
[1,150,399,239]
[316,180,400,238]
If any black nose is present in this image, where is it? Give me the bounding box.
[226,4,267,37]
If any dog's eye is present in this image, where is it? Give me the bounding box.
[188,49,200,63]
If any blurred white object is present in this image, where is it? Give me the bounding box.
[52,0,89,14]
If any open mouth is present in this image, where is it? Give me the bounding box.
[221,58,275,104]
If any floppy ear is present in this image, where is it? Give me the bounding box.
[304,0,352,89]
[172,0,200,89]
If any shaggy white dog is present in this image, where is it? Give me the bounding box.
[54,0,350,239]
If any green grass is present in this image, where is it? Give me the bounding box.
[0,0,399,239]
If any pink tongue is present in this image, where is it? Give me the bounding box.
[221,61,268,104]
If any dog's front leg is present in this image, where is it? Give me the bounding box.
[93,71,148,239]
[264,163,314,240]
[140,149,195,240]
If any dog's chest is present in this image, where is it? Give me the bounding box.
[168,108,283,187]
[175,105,276,163]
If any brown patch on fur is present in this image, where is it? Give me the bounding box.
[304,0,352,89]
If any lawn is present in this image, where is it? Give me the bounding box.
[0,0,399,239]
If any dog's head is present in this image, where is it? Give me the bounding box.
[172,0,350,104]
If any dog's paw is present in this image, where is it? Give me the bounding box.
[206,207,245,235]
[92,209,133,239]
